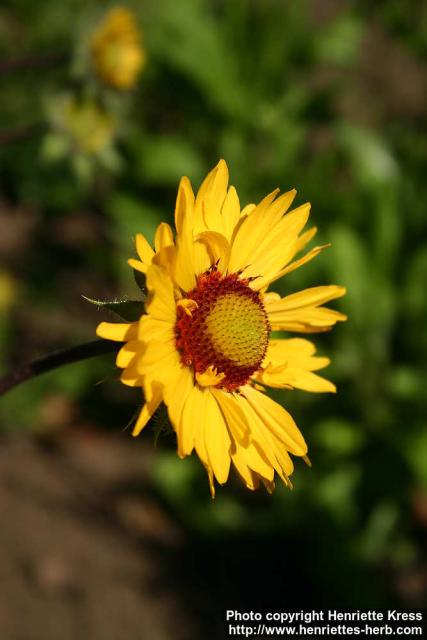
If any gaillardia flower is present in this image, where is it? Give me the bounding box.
[97,161,346,495]
[47,95,116,156]
[90,7,145,89]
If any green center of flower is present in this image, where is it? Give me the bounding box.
[205,292,268,367]
[175,267,270,391]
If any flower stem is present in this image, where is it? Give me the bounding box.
[0,340,119,397]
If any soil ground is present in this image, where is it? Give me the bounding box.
[0,433,198,640]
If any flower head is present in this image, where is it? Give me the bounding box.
[97,161,346,495]
[48,95,116,156]
[43,94,120,182]
[90,7,145,89]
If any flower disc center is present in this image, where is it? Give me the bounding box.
[175,268,270,391]
[205,292,267,367]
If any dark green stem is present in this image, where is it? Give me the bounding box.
[0,340,119,397]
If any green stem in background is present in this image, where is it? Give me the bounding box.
[0,340,119,397]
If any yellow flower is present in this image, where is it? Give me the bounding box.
[90,7,145,89]
[49,95,116,156]
[97,161,346,495]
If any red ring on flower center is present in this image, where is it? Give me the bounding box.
[175,267,270,391]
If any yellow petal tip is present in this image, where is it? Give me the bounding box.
[303,455,312,467]
[196,366,225,388]
[177,298,199,317]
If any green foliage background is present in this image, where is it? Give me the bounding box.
[1,0,427,613]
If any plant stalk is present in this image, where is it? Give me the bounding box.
[0,340,119,397]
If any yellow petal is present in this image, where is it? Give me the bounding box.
[262,291,281,305]
[174,176,195,234]
[174,215,211,291]
[195,159,229,212]
[265,338,316,363]
[177,383,204,457]
[288,370,336,393]
[231,447,259,490]
[211,388,250,445]
[265,285,347,332]
[197,230,231,272]
[294,226,317,253]
[196,366,225,387]
[137,339,182,397]
[96,321,138,342]
[240,203,256,218]
[120,364,143,387]
[269,307,347,332]
[228,189,280,273]
[267,285,346,312]
[145,265,177,323]
[259,365,336,393]
[203,390,231,484]
[242,385,307,456]
[138,315,174,342]
[264,189,298,225]
[191,235,212,278]
[152,244,176,270]
[239,441,275,481]
[116,340,140,368]
[154,222,174,252]
[132,384,162,436]
[165,365,194,434]
[256,244,329,290]
[221,186,241,242]
[136,233,154,264]
[230,198,312,287]
[261,338,335,391]
[233,395,288,479]
[174,233,197,291]
[128,258,147,274]
[176,298,199,317]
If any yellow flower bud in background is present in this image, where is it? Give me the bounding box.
[90,7,145,90]
[62,99,116,155]
[43,94,121,181]
[48,95,116,156]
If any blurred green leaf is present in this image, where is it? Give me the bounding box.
[82,295,145,321]
[314,418,365,456]
[1,0,427,609]
[317,466,361,525]
[358,502,399,562]
[316,15,363,65]
[41,132,69,161]
[153,451,199,502]
[327,225,369,327]
[108,193,162,247]
[371,187,401,276]
[149,0,250,120]
[107,194,163,285]
[337,124,399,188]
[386,366,426,400]
[135,133,206,185]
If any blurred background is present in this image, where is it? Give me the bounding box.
[1,0,427,637]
